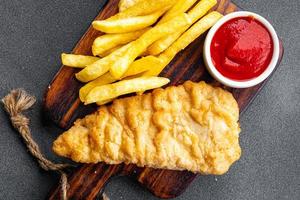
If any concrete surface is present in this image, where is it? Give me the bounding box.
[0,0,299,199]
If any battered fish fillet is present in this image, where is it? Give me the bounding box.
[53,81,241,175]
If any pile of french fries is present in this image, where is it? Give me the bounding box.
[62,0,223,105]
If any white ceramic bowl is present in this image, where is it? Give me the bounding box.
[203,11,280,88]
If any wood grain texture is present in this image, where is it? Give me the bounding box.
[45,0,284,199]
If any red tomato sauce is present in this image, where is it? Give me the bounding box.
[210,16,273,80]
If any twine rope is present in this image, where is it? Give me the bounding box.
[2,89,109,200]
[1,89,69,200]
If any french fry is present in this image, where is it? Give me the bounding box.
[85,77,170,104]
[113,0,175,19]
[99,44,148,58]
[109,13,191,79]
[158,0,198,24]
[145,11,223,76]
[118,0,143,12]
[92,28,149,56]
[188,0,217,21]
[61,53,99,68]
[92,10,165,33]
[79,56,161,102]
[75,43,131,82]
[147,0,217,55]
[97,45,123,57]
[146,30,184,56]
[122,56,162,77]
[79,73,116,102]
[95,70,152,105]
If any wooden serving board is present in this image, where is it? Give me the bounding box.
[44,0,284,199]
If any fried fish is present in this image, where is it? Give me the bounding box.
[53,81,241,175]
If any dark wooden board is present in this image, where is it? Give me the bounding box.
[44,0,284,199]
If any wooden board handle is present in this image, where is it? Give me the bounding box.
[48,163,123,200]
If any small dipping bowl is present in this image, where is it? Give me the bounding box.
[204,11,280,88]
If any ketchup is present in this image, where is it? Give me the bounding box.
[210,16,273,80]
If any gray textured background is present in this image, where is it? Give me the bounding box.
[0,0,299,199]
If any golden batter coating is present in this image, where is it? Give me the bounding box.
[53,81,241,175]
